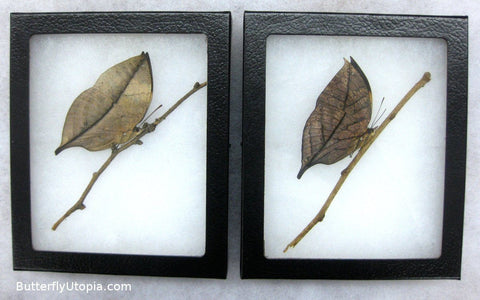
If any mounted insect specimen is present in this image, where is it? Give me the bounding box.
[297,57,372,179]
[52,52,206,230]
[284,57,431,252]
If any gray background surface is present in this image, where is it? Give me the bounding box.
[1,0,479,299]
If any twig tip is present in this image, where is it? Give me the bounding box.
[423,72,431,82]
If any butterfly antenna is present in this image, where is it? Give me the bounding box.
[372,97,386,128]
[139,103,163,127]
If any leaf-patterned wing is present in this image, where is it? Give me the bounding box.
[55,52,153,155]
[298,57,372,179]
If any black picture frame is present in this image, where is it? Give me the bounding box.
[10,12,230,278]
[241,12,467,279]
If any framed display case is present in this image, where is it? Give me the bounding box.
[10,12,230,278]
[241,12,467,279]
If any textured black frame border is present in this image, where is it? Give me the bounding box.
[10,12,230,278]
[241,12,467,279]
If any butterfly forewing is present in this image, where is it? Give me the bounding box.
[298,57,372,179]
[55,52,153,154]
